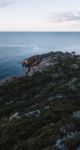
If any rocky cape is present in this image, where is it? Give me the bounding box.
[22,51,76,76]
[0,51,80,150]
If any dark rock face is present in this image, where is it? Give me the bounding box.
[0,51,80,150]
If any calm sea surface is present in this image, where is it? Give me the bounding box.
[0,32,80,80]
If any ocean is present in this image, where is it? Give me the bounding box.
[0,32,80,80]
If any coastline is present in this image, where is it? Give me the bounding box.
[0,50,80,149]
[0,51,77,86]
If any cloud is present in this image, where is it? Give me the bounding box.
[0,0,16,8]
[47,11,80,24]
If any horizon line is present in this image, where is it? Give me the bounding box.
[0,31,80,32]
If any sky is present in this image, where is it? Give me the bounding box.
[0,0,80,31]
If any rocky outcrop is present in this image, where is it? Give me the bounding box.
[22,52,55,76]
[22,51,76,77]
[0,51,80,150]
[9,112,20,120]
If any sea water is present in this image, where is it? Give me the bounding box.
[0,32,80,80]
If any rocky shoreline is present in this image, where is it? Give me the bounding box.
[22,51,76,76]
[0,52,54,86]
[0,51,79,86]
[0,51,80,149]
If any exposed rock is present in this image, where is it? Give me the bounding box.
[56,139,68,150]
[73,111,80,119]
[24,57,54,76]
[48,96,55,101]
[0,51,80,149]
[56,132,80,150]
[57,122,80,149]
[26,110,41,118]
[22,52,62,76]
[71,64,79,69]
[9,112,20,120]
[44,106,50,110]
[49,94,64,101]
[60,123,76,134]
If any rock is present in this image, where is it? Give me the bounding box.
[48,96,55,101]
[56,139,68,150]
[26,57,54,76]
[44,106,50,110]
[9,112,20,120]
[48,94,64,102]
[26,110,41,118]
[71,64,79,69]
[56,132,80,150]
[73,111,80,119]
[22,52,57,76]
[55,94,64,99]
[60,123,76,134]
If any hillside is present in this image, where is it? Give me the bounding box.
[0,51,80,150]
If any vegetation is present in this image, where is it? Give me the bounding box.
[0,52,80,149]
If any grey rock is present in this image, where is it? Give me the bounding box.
[73,111,80,119]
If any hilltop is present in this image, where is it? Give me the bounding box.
[0,51,80,150]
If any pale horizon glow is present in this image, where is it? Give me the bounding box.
[0,0,80,31]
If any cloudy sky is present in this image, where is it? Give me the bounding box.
[0,0,80,31]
